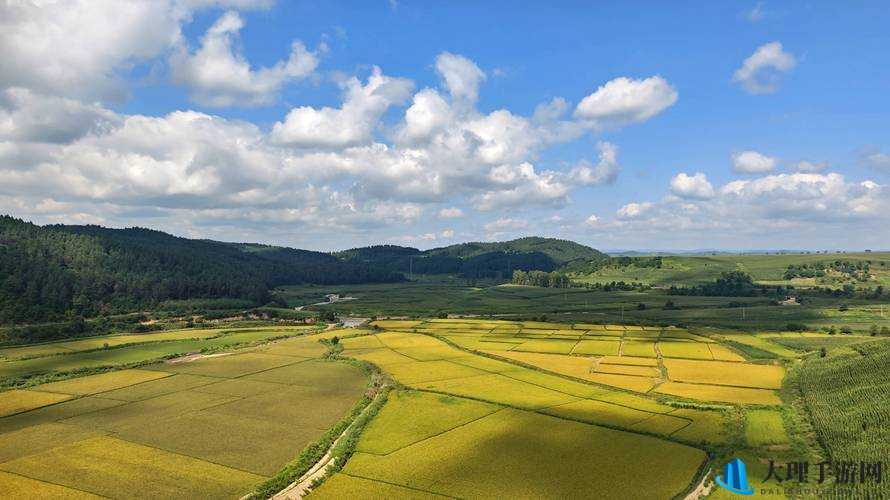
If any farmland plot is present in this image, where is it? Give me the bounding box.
[0,333,368,497]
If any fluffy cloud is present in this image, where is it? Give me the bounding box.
[616,202,654,219]
[435,52,486,103]
[670,172,715,199]
[732,150,777,173]
[574,76,677,127]
[476,163,570,211]
[271,67,413,148]
[0,0,271,102]
[0,88,120,143]
[568,141,620,186]
[732,41,796,94]
[584,214,600,226]
[170,11,319,107]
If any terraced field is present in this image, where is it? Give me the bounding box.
[0,329,369,498]
[3,317,874,499]
[0,325,318,387]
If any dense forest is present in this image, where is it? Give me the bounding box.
[0,216,402,325]
[336,237,607,280]
[1,218,606,327]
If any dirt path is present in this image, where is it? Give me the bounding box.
[166,352,234,364]
[271,389,385,499]
[683,467,713,500]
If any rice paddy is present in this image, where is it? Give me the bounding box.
[2,316,843,498]
[0,330,368,497]
[313,394,706,499]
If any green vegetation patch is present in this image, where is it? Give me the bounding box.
[338,408,705,499]
[745,409,789,446]
[356,390,501,455]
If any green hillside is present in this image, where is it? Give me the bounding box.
[573,253,890,288]
[336,237,607,280]
[0,216,402,327]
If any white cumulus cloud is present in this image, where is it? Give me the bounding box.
[733,41,796,94]
[732,150,777,173]
[435,52,486,103]
[170,11,319,107]
[271,67,413,148]
[574,76,677,127]
[670,172,715,199]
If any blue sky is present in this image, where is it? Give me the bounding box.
[1,1,889,251]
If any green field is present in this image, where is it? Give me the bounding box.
[792,338,890,497]
[313,391,706,499]
[277,274,890,332]
[0,326,319,387]
[0,332,369,498]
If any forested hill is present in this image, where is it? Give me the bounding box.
[336,237,607,279]
[0,216,402,324]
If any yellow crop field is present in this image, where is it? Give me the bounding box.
[312,473,448,499]
[745,409,789,446]
[489,350,594,379]
[357,390,501,455]
[369,320,423,329]
[599,356,658,366]
[656,381,781,405]
[344,347,418,366]
[335,407,705,499]
[0,470,101,499]
[669,408,728,445]
[38,369,170,396]
[572,339,620,355]
[594,363,660,378]
[586,372,658,392]
[416,373,577,410]
[155,352,301,378]
[663,359,785,389]
[375,332,442,349]
[621,340,658,357]
[338,334,384,350]
[544,398,657,428]
[97,374,217,402]
[0,390,73,417]
[382,360,487,384]
[0,435,263,498]
[629,413,690,436]
[707,344,747,362]
[658,341,713,359]
[511,338,578,354]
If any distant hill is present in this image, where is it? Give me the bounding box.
[426,237,605,264]
[0,216,402,325]
[337,237,607,279]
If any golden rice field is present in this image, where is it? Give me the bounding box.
[0,317,825,499]
[0,330,368,499]
[373,318,790,406]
